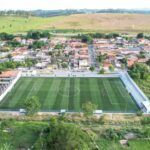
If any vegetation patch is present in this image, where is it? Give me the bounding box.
[135,78,150,99]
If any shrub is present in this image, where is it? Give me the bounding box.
[141,117,150,125]
[136,110,143,116]
[99,68,105,74]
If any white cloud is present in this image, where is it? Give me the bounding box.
[0,0,150,10]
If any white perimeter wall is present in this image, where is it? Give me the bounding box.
[120,71,150,113]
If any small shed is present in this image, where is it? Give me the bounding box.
[94,110,103,114]
[60,109,66,114]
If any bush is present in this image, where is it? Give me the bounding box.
[24,96,41,116]
[128,63,149,80]
[99,68,105,74]
[103,128,120,140]
[89,66,95,72]
[28,41,45,49]
[137,33,144,39]
[98,116,105,125]
[82,101,97,117]
[34,119,96,150]
[136,110,143,116]
[141,117,150,125]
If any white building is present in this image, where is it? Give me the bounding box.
[79,59,89,70]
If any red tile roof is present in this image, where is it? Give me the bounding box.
[0,71,18,78]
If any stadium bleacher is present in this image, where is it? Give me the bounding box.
[0,71,19,95]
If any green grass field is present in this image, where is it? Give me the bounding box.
[1,14,150,33]
[0,77,139,112]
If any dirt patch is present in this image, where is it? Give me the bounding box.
[124,133,137,140]
[120,139,129,147]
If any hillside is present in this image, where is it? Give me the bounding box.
[1,13,150,33]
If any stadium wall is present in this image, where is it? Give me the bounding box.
[125,72,149,101]
[22,71,121,78]
[0,71,21,102]
[120,71,150,113]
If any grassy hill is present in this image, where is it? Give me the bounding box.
[1,13,150,33]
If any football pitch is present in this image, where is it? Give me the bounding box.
[0,77,139,112]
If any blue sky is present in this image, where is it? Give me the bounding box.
[0,0,150,10]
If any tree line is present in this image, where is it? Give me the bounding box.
[0,10,31,17]
[75,33,120,43]
[0,31,51,41]
[0,59,37,74]
[1,9,150,18]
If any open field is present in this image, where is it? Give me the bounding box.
[0,77,139,112]
[1,14,150,33]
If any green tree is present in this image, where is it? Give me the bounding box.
[61,62,68,68]
[128,63,149,80]
[27,31,51,39]
[0,65,4,74]
[34,119,95,150]
[0,32,14,41]
[28,41,45,49]
[25,58,37,68]
[120,57,127,67]
[7,40,21,48]
[0,60,25,71]
[146,59,150,66]
[27,31,41,39]
[24,96,41,116]
[105,33,119,39]
[109,65,114,72]
[41,31,51,39]
[7,54,12,60]
[136,110,143,116]
[89,66,95,72]
[97,54,107,63]
[138,51,146,58]
[99,68,105,74]
[80,34,93,43]
[54,44,64,49]
[82,101,97,117]
[137,33,144,39]
[89,33,105,38]
[144,127,150,138]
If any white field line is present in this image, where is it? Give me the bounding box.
[102,80,127,105]
[26,81,41,99]
[67,78,70,109]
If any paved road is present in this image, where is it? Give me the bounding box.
[88,45,97,67]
